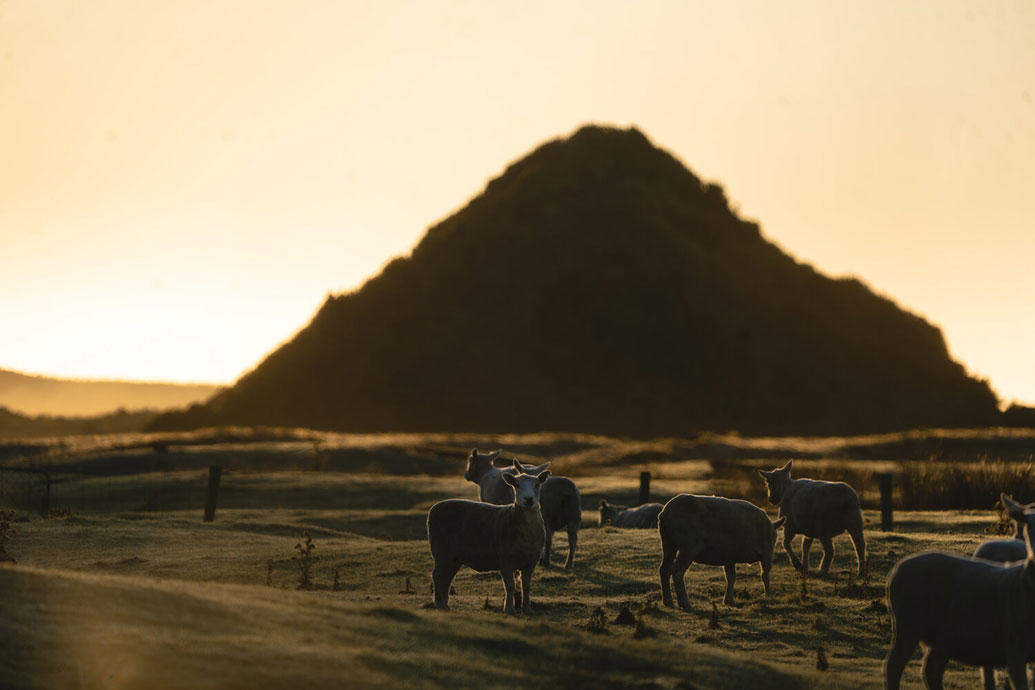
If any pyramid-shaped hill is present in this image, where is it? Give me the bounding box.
[153,126,1000,436]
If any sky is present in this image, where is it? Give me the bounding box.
[1,1,1033,406]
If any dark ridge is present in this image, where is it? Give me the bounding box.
[151,125,1000,436]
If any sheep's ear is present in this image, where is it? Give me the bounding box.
[470,448,478,457]
[781,460,792,473]
[531,462,551,476]
[1002,493,1026,518]
[757,469,770,479]
[600,499,609,508]
[537,470,551,484]
[772,516,787,529]
[488,449,502,459]
[512,458,525,471]
[502,473,518,487]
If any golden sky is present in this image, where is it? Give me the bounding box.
[1,1,1033,406]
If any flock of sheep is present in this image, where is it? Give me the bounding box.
[426,449,1035,689]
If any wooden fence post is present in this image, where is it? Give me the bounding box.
[204,466,222,522]
[878,472,894,532]
[639,471,651,506]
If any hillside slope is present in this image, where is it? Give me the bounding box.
[153,125,998,436]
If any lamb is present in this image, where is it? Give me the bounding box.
[972,495,1030,563]
[427,467,550,614]
[599,499,663,528]
[757,460,865,577]
[463,449,581,569]
[884,493,1035,690]
[658,493,786,608]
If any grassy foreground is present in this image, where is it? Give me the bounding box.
[0,466,1013,689]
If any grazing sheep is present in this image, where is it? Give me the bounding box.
[973,495,1030,563]
[884,493,1035,690]
[658,493,786,608]
[599,499,663,528]
[427,468,551,614]
[758,460,865,577]
[463,449,581,569]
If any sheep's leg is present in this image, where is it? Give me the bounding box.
[660,542,678,608]
[783,526,805,572]
[519,565,535,615]
[432,562,460,610]
[801,537,814,571]
[818,537,835,575]
[722,564,737,606]
[501,569,517,615]
[1004,651,1027,690]
[540,528,553,567]
[848,524,866,578]
[512,570,521,610]
[564,520,578,570]
[921,648,948,690]
[759,557,774,599]
[671,550,696,611]
[883,628,919,690]
[979,666,995,690]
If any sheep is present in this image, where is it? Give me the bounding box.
[973,494,1030,563]
[658,493,786,609]
[599,499,663,528]
[427,467,551,614]
[463,449,581,569]
[971,495,1033,689]
[757,460,865,577]
[884,493,1035,690]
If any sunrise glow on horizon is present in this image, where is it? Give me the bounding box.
[1,1,1033,405]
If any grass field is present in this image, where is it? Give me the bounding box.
[1,435,1026,690]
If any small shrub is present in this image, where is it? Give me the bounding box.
[587,607,609,634]
[293,532,318,590]
[633,614,656,639]
[614,606,636,626]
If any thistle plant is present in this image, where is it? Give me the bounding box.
[293,532,318,590]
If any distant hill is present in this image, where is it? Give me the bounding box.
[0,405,158,439]
[152,125,1000,436]
[0,369,222,417]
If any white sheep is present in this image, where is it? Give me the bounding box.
[757,460,865,576]
[463,449,581,569]
[884,492,1035,690]
[972,494,1030,563]
[599,499,663,528]
[427,467,551,614]
[658,493,786,608]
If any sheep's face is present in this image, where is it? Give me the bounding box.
[464,448,501,483]
[503,470,551,509]
[599,500,620,526]
[1001,494,1035,540]
[758,461,793,505]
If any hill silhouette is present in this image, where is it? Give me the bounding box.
[152,125,1000,436]
[0,369,222,417]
